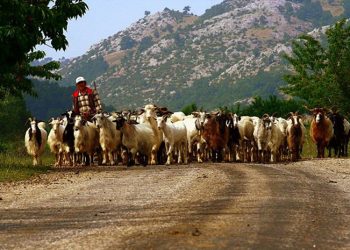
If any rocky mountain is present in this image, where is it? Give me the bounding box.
[58,0,350,110]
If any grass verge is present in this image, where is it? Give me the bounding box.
[0,137,53,183]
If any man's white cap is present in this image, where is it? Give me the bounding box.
[75,76,86,84]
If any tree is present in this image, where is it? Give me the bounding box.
[144,10,151,16]
[183,6,191,15]
[0,0,88,100]
[120,35,137,50]
[282,19,350,112]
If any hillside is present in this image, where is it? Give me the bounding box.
[57,0,350,110]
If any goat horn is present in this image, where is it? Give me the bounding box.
[303,105,314,112]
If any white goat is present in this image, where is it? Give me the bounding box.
[73,115,99,166]
[93,113,121,165]
[139,104,164,164]
[24,118,47,166]
[48,118,65,166]
[170,111,186,123]
[157,116,188,165]
[253,115,272,163]
[268,120,284,163]
[183,112,207,163]
[237,116,255,162]
[113,115,159,166]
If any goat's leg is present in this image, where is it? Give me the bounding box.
[33,155,38,166]
[183,142,188,164]
[108,150,115,165]
[196,142,203,163]
[166,144,173,165]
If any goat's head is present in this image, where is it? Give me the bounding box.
[142,104,158,121]
[261,114,272,130]
[305,106,328,124]
[192,111,207,130]
[157,115,169,130]
[28,117,38,134]
[49,117,62,134]
[92,113,108,129]
[73,115,86,131]
[312,108,326,124]
[231,113,240,128]
[288,112,302,128]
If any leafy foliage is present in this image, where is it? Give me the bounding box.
[295,0,334,26]
[181,103,197,115]
[120,35,137,50]
[0,94,30,146]
[238,95,306,117]
[197,2,231,23]
[0,0,88,100]
[282,19,350,112]
[138,36,154,52]
[25,80,75,120]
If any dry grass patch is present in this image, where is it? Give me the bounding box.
[246,28,273,40]
[320,0,344,17]
[104,50,127,66]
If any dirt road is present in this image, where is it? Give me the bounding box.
[0,159,349,249]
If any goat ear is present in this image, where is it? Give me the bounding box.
[138,109,145,115]
[192,112,199,117]
[25,119,30,126]
[48,118,54,124]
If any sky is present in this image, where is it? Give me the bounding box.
[40,0,223,60]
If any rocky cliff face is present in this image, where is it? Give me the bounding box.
[58,0,349,110]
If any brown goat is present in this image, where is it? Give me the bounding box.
[202,112,230,162]
[286,112,305,161]
[308,107,334,158]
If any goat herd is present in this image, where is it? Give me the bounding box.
[24,104,350,167]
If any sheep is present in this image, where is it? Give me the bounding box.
[307,107,334,158]
[73,115,100,166]
[286,112,306,161]
[24,118,47,166]
[157,115,188,165]
[92,113,122,165]
[47,117,65,166]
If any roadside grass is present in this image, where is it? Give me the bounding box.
[301,125,316,159]
[0,137,53,183]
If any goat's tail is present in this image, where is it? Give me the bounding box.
[38,122,46,130]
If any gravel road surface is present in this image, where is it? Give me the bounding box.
[0,159,349,249]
